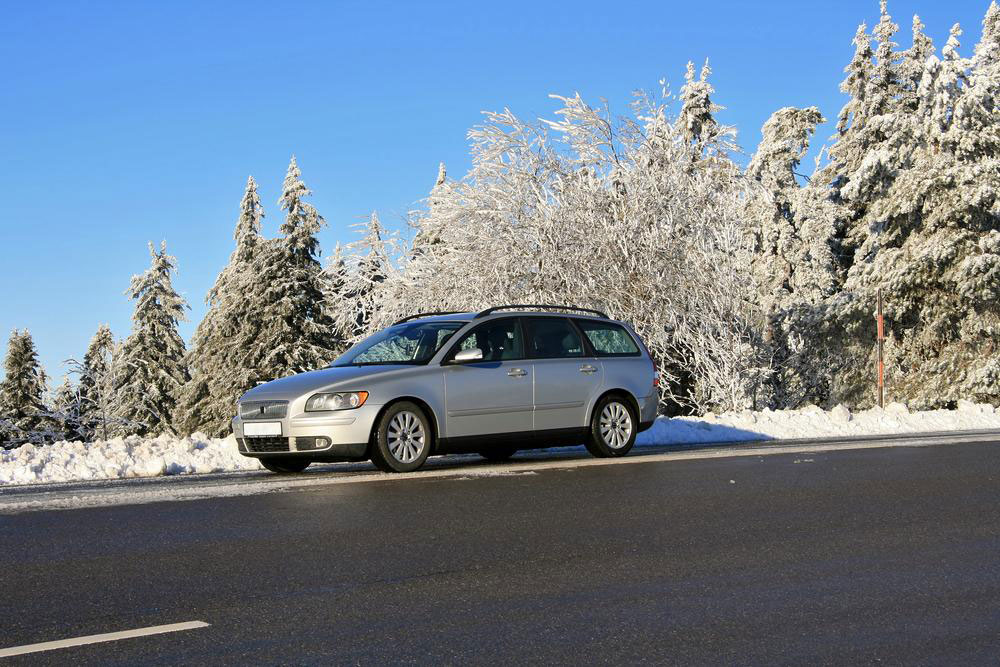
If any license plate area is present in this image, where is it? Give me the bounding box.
[244,421,282,437]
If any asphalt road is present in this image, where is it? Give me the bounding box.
[2,438,999,665]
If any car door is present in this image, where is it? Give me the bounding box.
[523,316,603,434]
[442,317,533,439]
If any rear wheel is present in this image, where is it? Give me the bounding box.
[585,395,637,458]
[478,445,518,462]
[370,402,433,473]
[259,457,311,474]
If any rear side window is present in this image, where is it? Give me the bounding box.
[524,318,584,359]
[575,320,641,357]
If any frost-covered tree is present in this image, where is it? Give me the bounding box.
[247,157,338,381]
[372,82,770,413]
[177,176,268,436]
[50,376,84,442]
[747,107,840,406]
[0,329,49,448]
[677,60,736,158]
[323,242,352,352]
[335,211,392,343]
[411,162,450,256]
[114,242,189,436]
[812,3,1000,408]
[76,324,117,440]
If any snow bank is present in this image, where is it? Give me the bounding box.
[637,400,1000,446]
[2,402,999,487]
[0,433,259,486]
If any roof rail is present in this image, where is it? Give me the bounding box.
[475,304,609,319]
[392,311,468,326]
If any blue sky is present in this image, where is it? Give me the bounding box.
[0,0,991,381]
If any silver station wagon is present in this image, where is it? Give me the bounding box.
[233,305,658,474]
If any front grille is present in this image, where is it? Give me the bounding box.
[244,436,290,453]
[240,400,289,420]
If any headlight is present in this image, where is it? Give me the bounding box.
[305,391,369,412]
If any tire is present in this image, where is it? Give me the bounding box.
[370,401,433,473]
[478,445,518,462]
[585,394,637,458]
[259,457,311,474]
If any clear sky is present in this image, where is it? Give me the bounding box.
[0,0,991,382]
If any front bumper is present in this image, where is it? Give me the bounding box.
[232,402,382,461]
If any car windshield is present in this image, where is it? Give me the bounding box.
[331,321,466,366]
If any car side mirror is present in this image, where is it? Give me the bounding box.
[453,348,484,363]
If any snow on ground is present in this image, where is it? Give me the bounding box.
[0,433,260,486]
[637,400,1000,446]
[2,402,999,487]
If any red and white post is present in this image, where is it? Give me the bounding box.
[876,288,885,409]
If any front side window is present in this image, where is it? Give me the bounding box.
[451,318,523,361]
[332,321,465,366]
[575,320,640,357]
[524,317,584,359]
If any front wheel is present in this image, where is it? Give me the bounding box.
[259,457,311,473]
[585,395,637,458]
[370,402,433,473]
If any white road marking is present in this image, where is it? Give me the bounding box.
[1,433,998,513]
[0,621,210,658]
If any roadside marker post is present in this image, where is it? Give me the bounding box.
[877,288,885,409]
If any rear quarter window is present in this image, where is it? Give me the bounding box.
[576,321,641,357]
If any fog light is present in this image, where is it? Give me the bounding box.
[295,436,332,451]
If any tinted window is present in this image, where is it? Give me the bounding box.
[524,318,584,359]
[452,318,523,361]
[576,320,640,357]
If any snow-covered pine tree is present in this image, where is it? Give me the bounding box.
[323,242,352,354]
[336,211,391,343]
[747,107,839,406]
[177,176,267,436]
[411,162,449,256]
[247,157,338,382]
[819,2,1000,409]
[899,15,936,113]
[71,324,120,441]
[852,7,1000,407]
[51,376,84,442]
[114,242,190,436]
[677,59,736,158]
[0,329,49,448]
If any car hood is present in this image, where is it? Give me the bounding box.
[240,365,412,401]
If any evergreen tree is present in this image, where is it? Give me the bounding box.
[51,376,84,442]
[177,176,267,435]
[248,157,338,382]
[747,107,839,407]
[899,15,935,113]
[77,324,116,440]
[115,242,189,435]
[0,329,48,448]
[324,242,351,353]
[337,211,390,341]
[677,59,735,158]
[412,162,449,255]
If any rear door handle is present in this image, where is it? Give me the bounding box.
[507,368,527,377]
[580,364,598,374]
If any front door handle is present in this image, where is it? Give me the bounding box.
[579,364,598,374]
[507,368,527,377]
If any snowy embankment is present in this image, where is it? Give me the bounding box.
[2,402,999,487]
